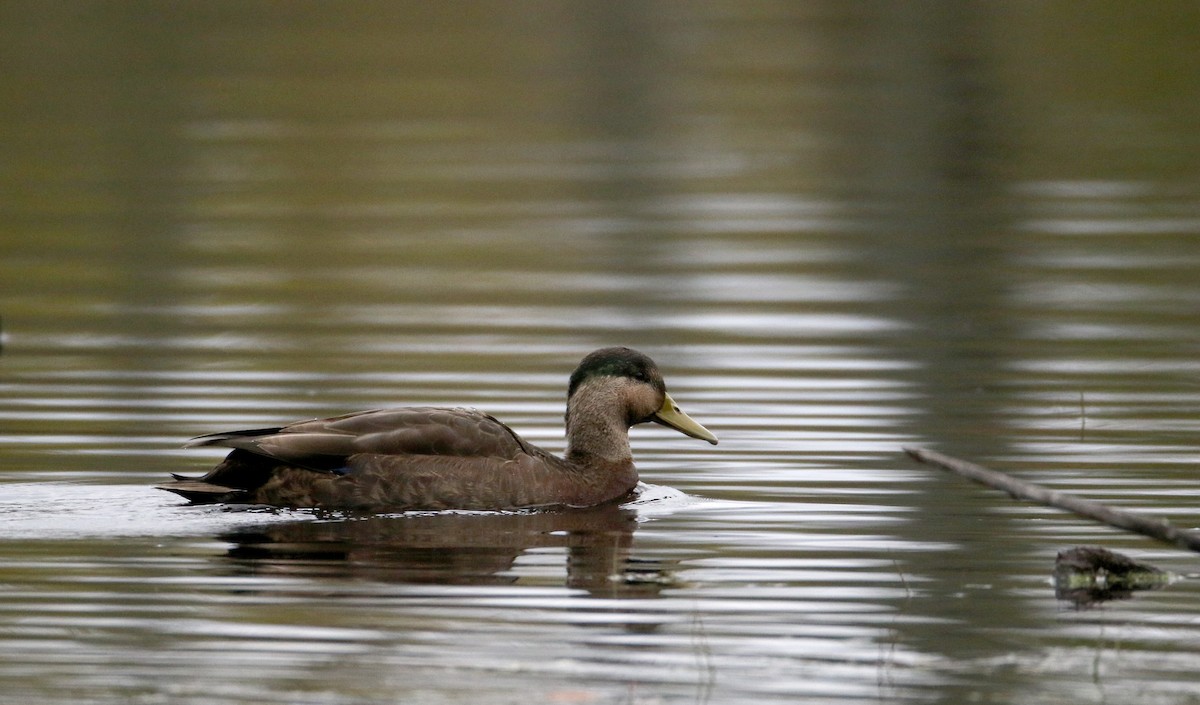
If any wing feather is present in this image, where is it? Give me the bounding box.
[184,407,534,469]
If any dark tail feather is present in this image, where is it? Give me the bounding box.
[163,448,278,504]
[157,478,247,504]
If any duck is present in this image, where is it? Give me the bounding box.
[159,347,717,511]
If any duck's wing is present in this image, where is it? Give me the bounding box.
[185,406,540,470]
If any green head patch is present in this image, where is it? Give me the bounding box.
[567,347,664,398]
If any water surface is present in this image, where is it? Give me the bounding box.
[3,3,1200,704]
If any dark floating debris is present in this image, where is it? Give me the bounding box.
[1054,545,1170,606]
[904,447,1186,605]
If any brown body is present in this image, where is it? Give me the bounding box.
[161,348,717,512]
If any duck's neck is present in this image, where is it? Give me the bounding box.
[564,383,633,464]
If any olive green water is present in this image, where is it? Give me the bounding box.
[3,3,1200,703]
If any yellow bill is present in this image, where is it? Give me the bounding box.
[653,392,718,445]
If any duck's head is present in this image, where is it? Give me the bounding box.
[566,347,718,445]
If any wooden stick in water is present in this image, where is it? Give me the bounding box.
[903,446,1200,553]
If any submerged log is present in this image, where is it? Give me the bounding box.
[1054,545,1170,605]
[903,447,1200,553]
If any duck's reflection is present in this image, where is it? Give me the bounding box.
[219,502,675,598]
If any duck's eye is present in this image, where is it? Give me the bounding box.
[632,371,649,383]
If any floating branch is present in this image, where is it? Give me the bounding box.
[904,446,1200,553]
